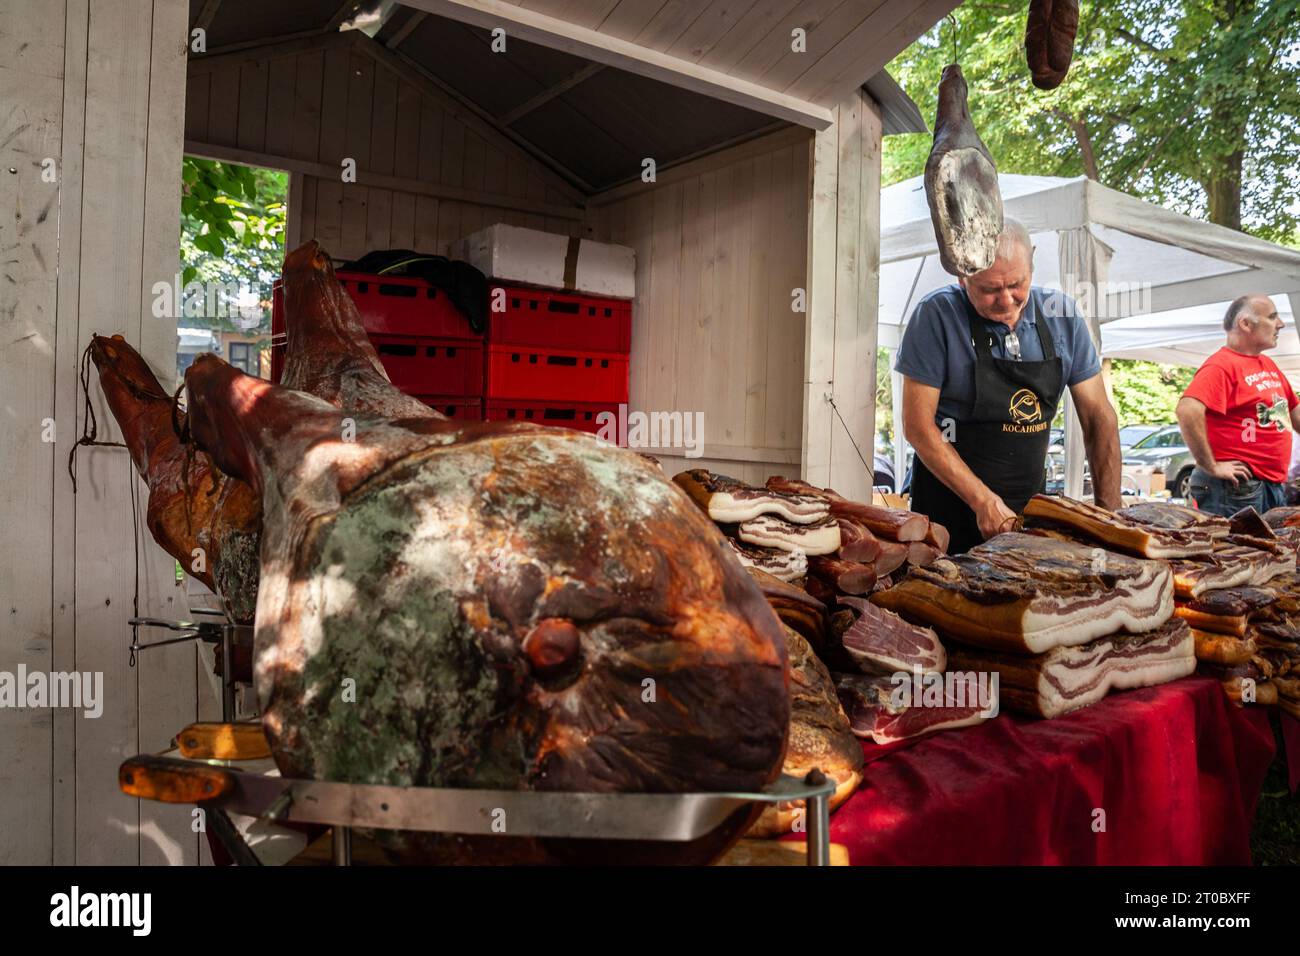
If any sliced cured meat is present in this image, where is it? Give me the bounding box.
[1263,506,1300,530]
[1025,0,1080,90]
[1228,507,1276,540]
[906,541,942,568]
[834,672,988,745]
[836,518,882,563]
[838,596,946,675]
[181,354,789,864]
[1174,586,1276,636]
[808,556,876,596]
[1198,660,1277,705]
[1117,501,1230,540]
[925,521,951,554]
[873,540,910,577]
[1168,553,1256,599]
[674,469,830,525]
[765,477,928,542]
[748,627,863,838]
[725,537,808,583]
[924,63,1003,277]
[871,532,1174,654]
[947,618,1195,719]
[738,514,841,556]
[1023,495,1215,558]
[1189,628,1256,666]
[744,567,828,652]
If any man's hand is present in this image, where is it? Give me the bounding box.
[1206,460,1253,486]
[974,494,1018,541]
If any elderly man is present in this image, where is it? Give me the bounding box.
[1177,294,1298,516]
[896,219,1121,554]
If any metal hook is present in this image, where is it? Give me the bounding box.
[946,13,959,64]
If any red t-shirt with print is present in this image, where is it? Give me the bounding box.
[1183,347,1297,482]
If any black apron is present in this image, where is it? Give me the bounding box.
[910,295,1065,555]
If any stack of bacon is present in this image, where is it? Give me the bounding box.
[674,470,990,748]
[1021,496,1299,713]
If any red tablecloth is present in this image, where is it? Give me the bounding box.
[811,676,1275,865]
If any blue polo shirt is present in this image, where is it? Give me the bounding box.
[895,285,1101,422]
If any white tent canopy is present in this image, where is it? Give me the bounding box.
[879,173,1300,495]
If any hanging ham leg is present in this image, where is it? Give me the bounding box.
[279,240,444,420]
[924,63,1003,277]
[182,354,789,864]
[89,242,443,623]
[88,335,262,623]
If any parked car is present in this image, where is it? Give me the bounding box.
[1119,424,1164,450]
[1123,424,1196,499]
[873,454,896,493]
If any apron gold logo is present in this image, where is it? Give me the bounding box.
[1009,388,1043,424]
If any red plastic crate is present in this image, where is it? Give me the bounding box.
[337,271,477,339]
[489,285,631,353]
[485,399,619,435]
[412,396,483,421]
[270,272,482,385]
[486,344,628,403]
[371,335,484,396]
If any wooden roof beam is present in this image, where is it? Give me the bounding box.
[400,0,834,130]
[498,62,605,127]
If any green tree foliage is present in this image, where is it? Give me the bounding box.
[180,158,287,332]
[1107,359,1197,424]
[884,0,1300,239]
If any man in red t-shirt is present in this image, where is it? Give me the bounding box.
[1177,294,1299,516]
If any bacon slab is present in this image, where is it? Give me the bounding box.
[1024,495,1215,558]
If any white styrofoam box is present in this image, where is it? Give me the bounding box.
[453,223,635,299]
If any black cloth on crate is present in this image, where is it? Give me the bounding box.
[341,249,489,334]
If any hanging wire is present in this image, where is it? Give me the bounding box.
[68,341,127,492]
[946,13,959,63]
[826,394,875,480]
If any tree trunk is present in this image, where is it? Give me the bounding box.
[1203,148,1244,230]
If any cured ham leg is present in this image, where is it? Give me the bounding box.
[88,335,261,623]
[182,354,789,864]
[89,241,442,623]
[279,240,444,420]
[924,64,1003,277]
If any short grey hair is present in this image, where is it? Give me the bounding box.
[996,218,1034,265]
[1223,294,1258,332]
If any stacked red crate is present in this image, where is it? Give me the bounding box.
[483,285,631,435]
[271,271,484,421]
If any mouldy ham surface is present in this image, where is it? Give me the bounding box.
[181,355,789,864]
[871,532,1174,654]
[947,618,1195,719]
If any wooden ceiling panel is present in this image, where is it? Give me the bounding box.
[510,96,642,189]
[201,0,348,47]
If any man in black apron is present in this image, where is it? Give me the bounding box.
[895,220,1121,554]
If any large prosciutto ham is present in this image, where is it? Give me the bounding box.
[181,354,789,864]
[871,532,1174,654]
[947,618,1195,719]
[1023,495,1215,558]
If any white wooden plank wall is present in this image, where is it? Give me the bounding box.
[802,90,882,501]
[0,0,201,866]
[185,37,584,260]
[586,129,811,483]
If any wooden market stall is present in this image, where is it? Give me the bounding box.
[0,0,958,864]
